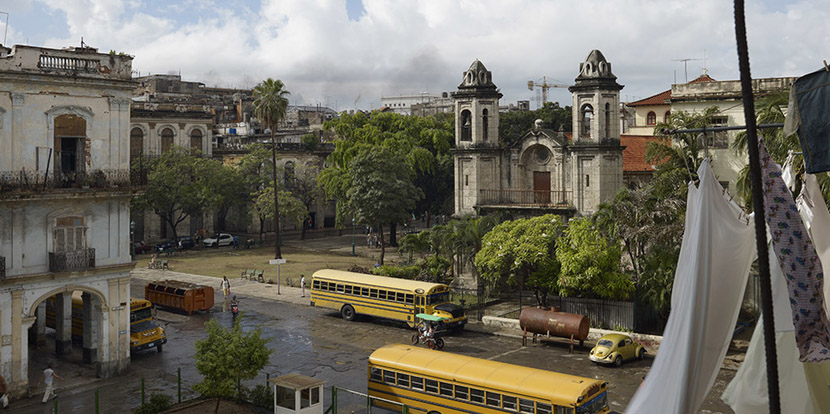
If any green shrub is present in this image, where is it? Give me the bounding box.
[247,384,274,408]
[371,264,420,279]
[135,393,172,414]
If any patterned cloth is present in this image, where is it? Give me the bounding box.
[760,142,830,362]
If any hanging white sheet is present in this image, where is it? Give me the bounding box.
[626,160,755,414]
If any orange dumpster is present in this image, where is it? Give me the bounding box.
[145,280,214,314]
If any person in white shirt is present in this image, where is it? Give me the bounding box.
[37,362,63,403]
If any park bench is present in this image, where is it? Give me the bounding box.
[255,270,264,283]
[240,269,255,280]
[161,260,169,270]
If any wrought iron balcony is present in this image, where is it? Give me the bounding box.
[0,256,5,281]
[479,189,573,208]
[0,169,145,193]
[49,248,96,273]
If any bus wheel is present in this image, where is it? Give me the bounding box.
[341,305,356,321]
[157,344,163,353]
[428,411,442,414]
[411,333,420,345]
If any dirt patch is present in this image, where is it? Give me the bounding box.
[160,398,267,413]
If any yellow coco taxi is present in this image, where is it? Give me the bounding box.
[590,333,645,367]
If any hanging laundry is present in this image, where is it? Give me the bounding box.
[760,143,830,362]
[798,173,830,321]
[784,68,830,173]
[627,159,755,414]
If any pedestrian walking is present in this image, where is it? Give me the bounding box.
[300,274,306,298]
[220,276,231,312]
[366,233,372,248]
[37,362,63,403]
[0,371,9,410]
[233,235,239,249]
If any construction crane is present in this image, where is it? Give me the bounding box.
[527,76,569,107]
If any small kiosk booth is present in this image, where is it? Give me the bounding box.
[270,373,326,414]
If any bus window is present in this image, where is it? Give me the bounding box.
[427,291,449,304]
[502,395,517,410]
[455,385,469,400]
[411,376,424,391]
[486,391,501,407]
[361,287,369,296]
[439,382,453,397]
[370,289,378,298]
[370,367,382,382]
[537,403,552,414]
[313,280,320,289]
[345,285,352,294]
[329,283,337,292]
[130,305,152,323]
[518,398,534,413]
[405,294,414,304]
[383,370,395,384]
[425,379,439,394]
[396,292,405,302]
[397,373,410,387]
[554,406,570,414]
[336,284,345,293]
[470,388,485,404]
[320,281,328,290]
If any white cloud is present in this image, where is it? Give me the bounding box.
[10,0,830,110]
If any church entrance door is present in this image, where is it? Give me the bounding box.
[533,171,551,204]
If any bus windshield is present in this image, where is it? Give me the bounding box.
[576,392,608,414]
[130,307,152,323]
[426,292,449,305]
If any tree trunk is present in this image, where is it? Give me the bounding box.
[217,206,229,231]
[389,222,398,247]
[214,397,221,414]
[301,220,307,240]
[379,223,385,265]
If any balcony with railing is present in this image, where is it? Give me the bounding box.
[479,189,573,209]
[0,169,145,194]
[0,45,133,80]
[49,248,96,273]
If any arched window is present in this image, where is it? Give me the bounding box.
[190,129,203,155]
[161,127,175,153]
[54,114,86,173]
[130,127,144,161]
[646,111,657,126]
[284,161,295,185]
[460,110,472,141]
[604,103,611,138]
[664,111,671,123]
[581,104,593,137]
[482,108,489,141]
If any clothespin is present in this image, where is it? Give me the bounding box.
[824,60,829,72]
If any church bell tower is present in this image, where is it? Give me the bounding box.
[452,60,502,215]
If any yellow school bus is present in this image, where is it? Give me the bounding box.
[368,344,610,414]
[309,269,466,329]
[46,292,167,353]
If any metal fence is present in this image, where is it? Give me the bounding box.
[0,169,144,192]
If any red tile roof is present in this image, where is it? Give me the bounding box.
[627,89,671,107]
[688,74,716,83]
[621,135,670,172]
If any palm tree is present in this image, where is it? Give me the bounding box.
[252,78,291,259]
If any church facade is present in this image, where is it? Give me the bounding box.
[452,50,624,219]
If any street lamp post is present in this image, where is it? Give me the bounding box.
[351,218,356,256]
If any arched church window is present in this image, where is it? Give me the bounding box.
[190,128,203,155]
[482,108,489,141]
[161,127,175,153]
[581,104,593,137]
[130,127,144,162]
[460,110,472,141]
[646,111,657,126]
[664,111,671,123]
[604,103,611,138]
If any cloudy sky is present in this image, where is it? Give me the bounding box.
[2,0,827,111]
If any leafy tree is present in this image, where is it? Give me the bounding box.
[285,163,322,240]
[319,111,453,242]
[252,78,290,259]
[647,105,721,183]
[251,186,307,235]
[499,102,572,148]
[346,146,423,265]
[476,214,565,307]
[300,132,320,151]
[236,143,276,242]
[555,217,632,299]
[210,164,248,232]
[193,318,271,414]
[133,147,220,242]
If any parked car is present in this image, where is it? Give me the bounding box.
[156,236,196,251]
[589,333,645,367]
[203,233,233,248]
[132,241,154,254]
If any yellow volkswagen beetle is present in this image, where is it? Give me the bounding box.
[589,333,645,367]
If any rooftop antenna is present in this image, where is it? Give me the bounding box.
[0,11,9,46]
[672,57,703,82]
[80,36,86,48]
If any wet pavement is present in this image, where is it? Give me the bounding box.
[11,232,739,413]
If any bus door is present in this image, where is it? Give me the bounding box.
[416,295,425,316]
